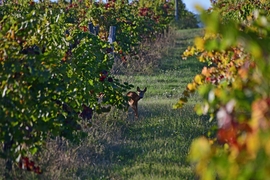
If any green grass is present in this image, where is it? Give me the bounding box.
[73,99,211,180]
[159,28,204,71]
[72,28,211,180]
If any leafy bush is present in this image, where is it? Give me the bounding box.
[175,0,270,179]
[0,0,185,177]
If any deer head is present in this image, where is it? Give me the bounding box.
[137,87,147,99]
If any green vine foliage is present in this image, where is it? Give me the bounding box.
[0,0,136,172]
[85,0,174,59]
[176,0,270,179]
[0,0,174,175]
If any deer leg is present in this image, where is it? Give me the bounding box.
[135,108,138,118]
[132,107,138,118]
[133,103,138,118]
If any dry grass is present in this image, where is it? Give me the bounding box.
[112,27,181,75]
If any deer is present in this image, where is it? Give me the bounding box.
[126,87,147,118]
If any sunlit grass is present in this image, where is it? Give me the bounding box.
[91,28,211,179]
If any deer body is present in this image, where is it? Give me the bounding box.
[127,87,147,118]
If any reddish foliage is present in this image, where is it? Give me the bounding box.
[19,157,42,174]
[217,126,238,146]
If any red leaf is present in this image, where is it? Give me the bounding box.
[217,126,237,146]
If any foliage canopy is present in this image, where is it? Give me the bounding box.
[0,0,173,175]
[176,0,270,179]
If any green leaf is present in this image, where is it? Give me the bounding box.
[29,147,38,155]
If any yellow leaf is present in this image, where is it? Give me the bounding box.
[190,46,196,55]
[194,74,204,85]
[173,101,184,109]
[194,37,205,51]
[189,137,211,162]
[183,50,190,57]
[246,133,260,159]
[198,55,205,62]
[187,83,197,91]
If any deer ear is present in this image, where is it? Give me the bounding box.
[144,87,147,92]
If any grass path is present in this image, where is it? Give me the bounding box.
[79,28,212,179]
